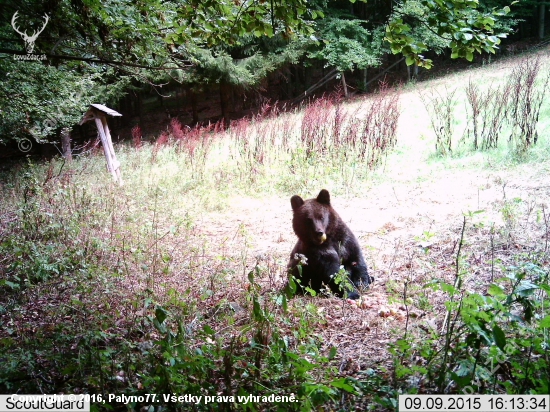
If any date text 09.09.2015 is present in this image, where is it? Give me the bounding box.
[399,395,548,411]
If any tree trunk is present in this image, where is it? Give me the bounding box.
[125,94,133,125]
[539,4,545,39]
[190,87,199,125]
[407,63,419,81]
[341,72,349,99]
[301,65,307,90]
[135,91,143,126]
[294,65,301,97]
[219,82,232,126]
[61,127,72,161]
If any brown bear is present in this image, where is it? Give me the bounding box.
[287,189,373,300]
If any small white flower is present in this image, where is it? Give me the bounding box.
[294,253,308,265]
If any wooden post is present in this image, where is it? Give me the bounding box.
[101,116,122,184]
[94,117,118,183]
[80,104,123,185]
[61,127,72,161]
[341,72,349,98]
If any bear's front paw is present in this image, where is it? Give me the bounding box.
[360,274,374,287]
[346,290,360,300]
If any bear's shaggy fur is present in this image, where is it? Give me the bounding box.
[287,189,373,299]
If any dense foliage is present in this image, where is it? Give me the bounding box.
[1,0,525,149]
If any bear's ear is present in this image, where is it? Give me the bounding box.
[317,189,331,205]
[291,195,304,211]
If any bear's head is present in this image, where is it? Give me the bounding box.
[291,189,335,246]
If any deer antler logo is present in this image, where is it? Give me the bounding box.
[11,11,49,54]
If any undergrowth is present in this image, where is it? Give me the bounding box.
[0,164,363,410]
[389,216,549,400]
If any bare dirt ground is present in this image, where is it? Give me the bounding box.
[193,161,550,375]
[190,52,550,377]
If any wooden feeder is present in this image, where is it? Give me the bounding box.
[80,104,123,185]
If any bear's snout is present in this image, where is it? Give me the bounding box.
[314,231,327,244]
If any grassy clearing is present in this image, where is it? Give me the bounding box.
[1,51,550,410]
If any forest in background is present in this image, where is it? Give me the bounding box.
[0,0,545,158]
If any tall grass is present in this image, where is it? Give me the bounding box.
[465,79,511,151]
[507,56,550,151]
[137,87,400,196]
[422,55,550,157]
[420,87,457,156]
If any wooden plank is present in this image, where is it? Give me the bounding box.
[90,104,122,117]
[101,116,123,185]
[94,117,118,183]
[81,105,123,185]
